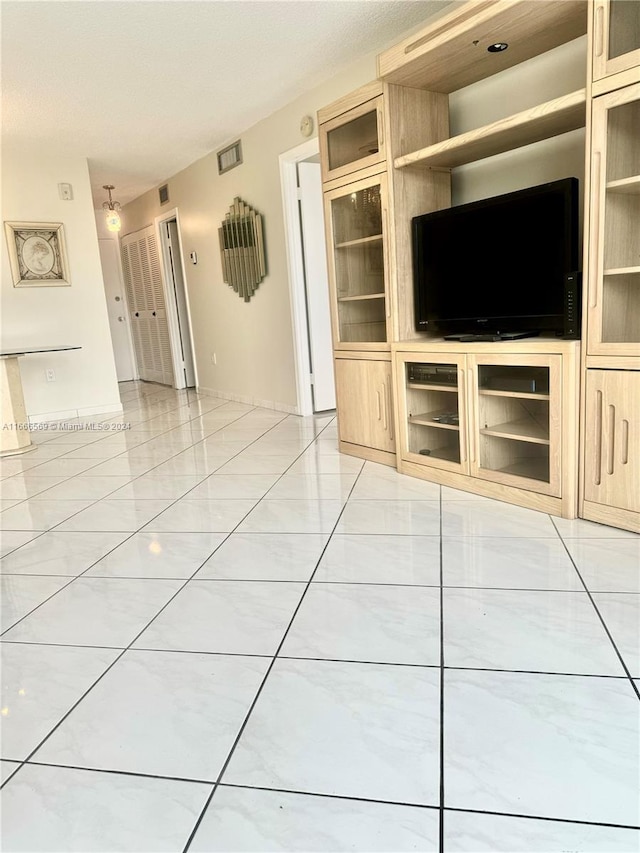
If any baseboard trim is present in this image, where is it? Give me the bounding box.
[196,386,299,415]
[29,403,124,425]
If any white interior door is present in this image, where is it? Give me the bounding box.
[121,226,174,386]
[298,161,335,412]
[99,238,136,381]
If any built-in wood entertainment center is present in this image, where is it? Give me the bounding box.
[318,0,639,532]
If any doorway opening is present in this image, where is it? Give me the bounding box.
[280,138,335,415]
[155,211,197,390]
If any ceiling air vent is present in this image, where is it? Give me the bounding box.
[158,184,169,205]
[217,140,243,175]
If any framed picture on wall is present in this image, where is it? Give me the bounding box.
[4,221,71,287]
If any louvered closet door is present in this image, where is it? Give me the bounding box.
[121,226,174,385]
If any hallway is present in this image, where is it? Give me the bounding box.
[0,381,638,852]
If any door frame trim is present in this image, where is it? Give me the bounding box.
[279,137,321,417]
[154,208,198,390]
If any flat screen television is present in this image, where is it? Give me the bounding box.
[412,177,581,340]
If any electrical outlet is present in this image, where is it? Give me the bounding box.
[45,368,56,382]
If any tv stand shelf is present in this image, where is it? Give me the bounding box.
[394,89,586,171]
[393,341,580,517]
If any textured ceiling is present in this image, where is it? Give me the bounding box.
[2,0,453,207]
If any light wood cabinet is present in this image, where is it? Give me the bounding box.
[318,83,385,185]
[394,342,579,518]
[323,172,390,348]
[334,354,395,464]
[591,0,640,92]
[585,82,640,357]
[582,369,640,531]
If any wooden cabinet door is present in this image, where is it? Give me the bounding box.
[592,0,640,85]
[586,83,640,358]
[319,96,385,185]
[584,369,640,514]
[323,173,390,348]
[467,354,562,497]
[334,357,395,453]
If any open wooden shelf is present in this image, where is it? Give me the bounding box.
[480,418,549,444]
[394,89,586,170]
[377,0,588,93]
[409,410,460,430]
[338,293,385,302]
[407,381,457,392]
[607,176,640,194]
[490,458,550,482]
[335,234,383,249]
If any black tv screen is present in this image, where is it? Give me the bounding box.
[412,177,580,338]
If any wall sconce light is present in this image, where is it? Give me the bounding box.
[102,184,122,232]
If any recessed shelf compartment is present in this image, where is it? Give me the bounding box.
[407,381,457,392]
[480,418,550,444]
[338,293,386,302]
[335,234,383,249]
[409,410,460,430]
[607,175,640,194]
[394,89,586,170]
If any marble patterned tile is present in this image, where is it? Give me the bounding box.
[20,458,99,477]
[236,499,343,535]
[336,500,441,536]
[443,809,640,852]
[133,580,305,655]
[281,582,441,665]
[190,785,440,852]
[0,475,67,499]
[1,577,183,646]
[0,500,95,531]
[443,588,624,675]
[564,539,640,592]
[29,476,134,501]
[215,455,299,475]
[0,575,71,632]
[0,531,41,558]
[223,658,441,806]
[0,500,22,511]
[34,650,269,780]
[592,593,640,677]
[0,763,210,852]
[0,531,128,575]
[288,454,365,475]
[0,760,21,784]
[443,669,640,826]
[553,517,639,540]
[350,467,441,500]
[442,537,584,590]
[314,534,441,585]
[106,474,206,500]
[143,499,257,533]
[265,474,358,501]
[86,531,225,578]
[0,643,120,759]
[177,474,279,500]
[442,502,558,538]
[79,457,159,477]
[55,499,173,532]
[195,533,328,581]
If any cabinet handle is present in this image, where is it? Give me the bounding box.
[376,390,382,422]
[459,368,467,463]
[382,206,391,319]
[606,403,615,476]
[381,385,388,430]
[621,419,629,466]
[386,382,393,441]
[595,4,604,58]
[591,151,602,310]
[594,389,603,485]
[467,368,476,463]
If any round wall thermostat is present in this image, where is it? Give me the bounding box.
[300,115,314,137]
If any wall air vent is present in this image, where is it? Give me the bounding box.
[158,184,169,205]
[217,140,243,175]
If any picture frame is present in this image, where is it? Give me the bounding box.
[4,221,71,287]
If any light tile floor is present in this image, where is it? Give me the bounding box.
[0,381,639,853]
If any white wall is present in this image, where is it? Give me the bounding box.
[121,52,377,413]
[1,150,121,421]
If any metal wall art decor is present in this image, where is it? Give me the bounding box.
[4,221,71,287]
[218,198,266,302]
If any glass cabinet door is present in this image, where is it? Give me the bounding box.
[397,355,468,473]
[320,96,385,184]
[587,84,640,356]
[469,357,561,497]
[325,174,389,346]
[593,0,640,82]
